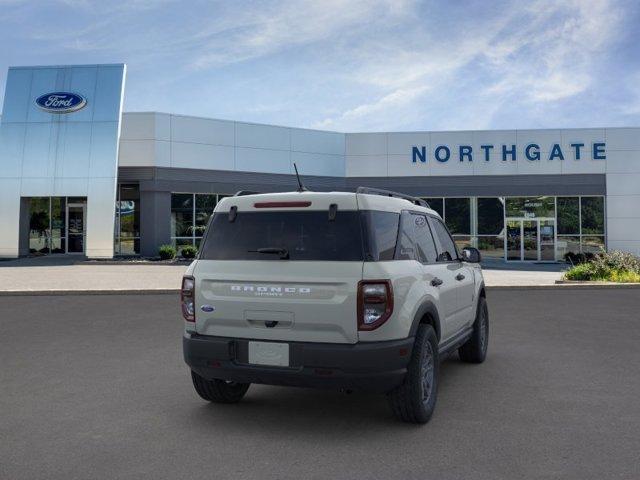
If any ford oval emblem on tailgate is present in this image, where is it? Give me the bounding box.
[200,305,215,312]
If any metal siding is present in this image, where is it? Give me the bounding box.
[119,167,605,197]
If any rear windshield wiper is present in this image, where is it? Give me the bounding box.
[248,247,290,259]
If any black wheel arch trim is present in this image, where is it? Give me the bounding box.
[409,301,442,341]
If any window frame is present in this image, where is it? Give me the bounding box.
[394,210,439,265]
[427,214,461,263]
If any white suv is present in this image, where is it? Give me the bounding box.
[182,187,488,423]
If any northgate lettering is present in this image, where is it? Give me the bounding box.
[411,143,606,163]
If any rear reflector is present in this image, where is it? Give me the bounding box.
[254,201,312,208]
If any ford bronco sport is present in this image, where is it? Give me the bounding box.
[182,187,488,423]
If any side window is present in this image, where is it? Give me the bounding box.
[396,212,438,263]
[429,216,459,262]
[361,211,400,261]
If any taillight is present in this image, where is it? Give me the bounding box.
[181,276,195,322]
[357,280,393,331]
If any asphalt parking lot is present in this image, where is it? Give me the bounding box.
[1,289,640,480]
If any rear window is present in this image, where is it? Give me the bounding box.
[199,210,365,261]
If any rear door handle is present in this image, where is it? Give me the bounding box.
[455,273,465,281]
[431,277,443,287]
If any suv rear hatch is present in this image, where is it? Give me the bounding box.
[193,193,363,344]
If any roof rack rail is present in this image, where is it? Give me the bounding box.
[356,187,430,209]
[234,190,260,197]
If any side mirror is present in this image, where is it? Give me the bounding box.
[462,247,481,263]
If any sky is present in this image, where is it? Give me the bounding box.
[0,0,639,132]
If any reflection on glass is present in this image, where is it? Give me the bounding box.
[67,205,85,253]
[452,236,472,254]
[581,197,605,234]
[119,238,137,255]
[51,197,66,240]
[423,198,444,218]
[171,194,194,237]
[540,220,555,261]
[477,236,504,259]
[29,197,50,254]
[195,194,217,237]
[445,198,470,234]
[582,236,605,254]
[523,220,538,260]
[557,236,580,260]
[50,236,66,254]
[557,197,579,234]
[506,220,521,260]
[506,197,554,218]
[477,198,504,235]
[174,237,194,252]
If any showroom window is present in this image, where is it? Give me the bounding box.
[505,196,555,218]
[171,193,228,250]
[114,184,140,255]
[28,196,86,255]
[421,197,472,252]
[477,197,505,260]
[580,196,605,253]
[556,196,606,257]
[423,198,443,218]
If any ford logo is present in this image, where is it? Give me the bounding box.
[35,92,87,114]
[200,305,215,312]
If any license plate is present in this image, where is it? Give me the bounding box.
[248,341,289,367]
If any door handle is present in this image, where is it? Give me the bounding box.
[455,273,466,281]
[431,277,443,287]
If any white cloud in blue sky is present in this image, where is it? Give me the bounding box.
[1,0,639,131]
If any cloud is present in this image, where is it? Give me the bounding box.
[188,0,415,69]
[0,0,634,131]
[314,0,626,130]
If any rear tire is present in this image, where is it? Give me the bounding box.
[458,296,489,364]
[387,324,439,424]
[191,370,250,403]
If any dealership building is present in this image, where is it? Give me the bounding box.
[1,63,639,261]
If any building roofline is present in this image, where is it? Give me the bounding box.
[122,111,639,135]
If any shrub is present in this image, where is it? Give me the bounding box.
[563,250,640,282]
[158,244,176,260]
[591,250,640,274]
[181,245,198,259]
[608,270,640,283]
[564,251,596,265]
[564,263,595,280]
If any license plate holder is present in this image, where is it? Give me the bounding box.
[248,341,290,367]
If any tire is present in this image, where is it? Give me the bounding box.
[190,370,250,404]
[458,296,489,364]
[387,324,439,424]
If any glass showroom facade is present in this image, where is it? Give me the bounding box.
[27,196,88,255]
[170,193,231,251]
[111,191,606,261]
[28,187,606,262]
[421,195,605,261]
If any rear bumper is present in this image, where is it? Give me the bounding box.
[183,333,414,393]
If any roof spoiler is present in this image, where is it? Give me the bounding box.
[356,187,430,209]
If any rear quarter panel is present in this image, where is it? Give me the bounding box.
[359,260,441,342]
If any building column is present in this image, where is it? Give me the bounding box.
[140,189,171,257]
[18,197,31,256]
[0,179,21,258]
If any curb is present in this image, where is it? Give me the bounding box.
[0,289,180,296]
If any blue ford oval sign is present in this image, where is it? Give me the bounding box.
[35,92,87,114]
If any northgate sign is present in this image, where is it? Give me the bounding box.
[411,142,606,163]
